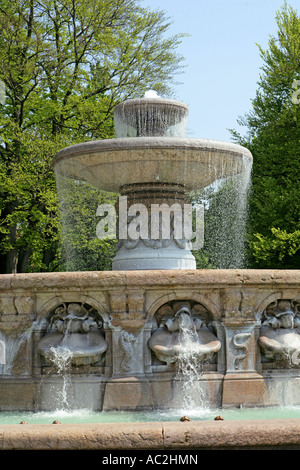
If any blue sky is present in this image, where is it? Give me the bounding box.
[142,0,300,142]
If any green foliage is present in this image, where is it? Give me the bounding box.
[251,228,300,268]
[0,128,62,272]
[0,0,187,273]
[230,4,300,269]
[56,177,118,271]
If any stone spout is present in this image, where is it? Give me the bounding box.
[258,300,300,365]
[37,303,108,366]
[148,304,221,365]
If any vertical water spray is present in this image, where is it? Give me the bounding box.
[193,152,252,268]
[176,313,206,410]
[149,302,221,411]
[48,319,74,409]
[37,302,108,411]
[49,346,73,409]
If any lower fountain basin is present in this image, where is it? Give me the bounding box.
[53,137,252,192]
[2,411,300,451]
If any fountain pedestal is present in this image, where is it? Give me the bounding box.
[112,182,196,270]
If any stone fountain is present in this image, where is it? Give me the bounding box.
[53,91,251,271]
[0,92,299,413]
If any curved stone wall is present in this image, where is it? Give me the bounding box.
[0,269,299,411]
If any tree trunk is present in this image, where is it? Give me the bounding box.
[5,223,18,273]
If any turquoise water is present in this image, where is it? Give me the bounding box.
[1,406,300,424]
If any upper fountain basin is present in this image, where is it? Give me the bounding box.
[53,137,252,193]
[114,97,189,137]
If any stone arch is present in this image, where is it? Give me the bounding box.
[37,294,110,324]
[256,292,283,320]
[147,293,222,368]
[36,295,109,369]
[146,291,220,323]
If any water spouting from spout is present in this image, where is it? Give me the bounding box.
[176,314,207,409]
[48,326,73,410]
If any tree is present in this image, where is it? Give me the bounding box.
[56,174,119,271]
[0,0,186,273]
[230,3,300,269]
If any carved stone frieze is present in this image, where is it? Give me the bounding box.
[148,300,221,365]
[37,302,107,367]
[258,299,300,366]
[119,330,138,372]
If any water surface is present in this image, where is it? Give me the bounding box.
[1,406,300,425]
